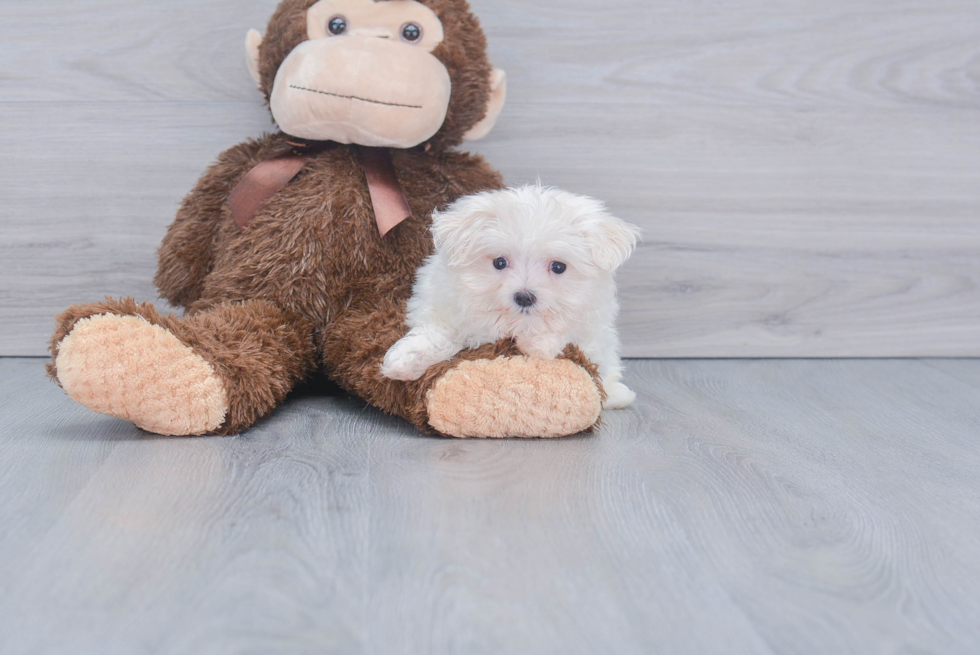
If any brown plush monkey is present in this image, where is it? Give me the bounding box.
[47,0,605,438]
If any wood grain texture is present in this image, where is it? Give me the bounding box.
[2,356,980,654]
[1,0,979,356]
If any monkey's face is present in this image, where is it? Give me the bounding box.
[249,0,506,149]
[272,0,450,147]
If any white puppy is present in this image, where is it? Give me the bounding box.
[381,185,641,409]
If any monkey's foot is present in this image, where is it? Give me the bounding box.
[425,356,602,438]
[55,314,228,436]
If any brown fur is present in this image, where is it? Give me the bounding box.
[49,297,316,435]
[48,0,601,436]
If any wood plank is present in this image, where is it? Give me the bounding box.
[2,102,977,356]
[0,103,270,355]
[0,0,275,103]
[0,358,373,653]
[920,358,980,390]
[477,105,980,357]
[4,0,978,110]
[479,0,980,109]
[1,0,979,356]
[2,357,980,653]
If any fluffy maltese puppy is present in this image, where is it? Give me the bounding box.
[381,185,641,409]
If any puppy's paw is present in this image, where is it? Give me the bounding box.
[381,347,430,381]
[515,334,567,360]
[603,381,636,409]
[381,336,445,381]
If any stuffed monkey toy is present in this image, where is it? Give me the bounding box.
[48,0,605,438]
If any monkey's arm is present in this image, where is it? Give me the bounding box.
[154,139,265,308]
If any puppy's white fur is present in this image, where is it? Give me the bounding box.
[381,185,641,409]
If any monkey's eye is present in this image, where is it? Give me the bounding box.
[401,23,423,43]
[493,257,509,271]
[550,261,567,275]
[328,16,348,35]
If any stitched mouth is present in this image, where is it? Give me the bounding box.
[289,85,422,110]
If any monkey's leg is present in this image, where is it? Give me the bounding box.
[321,300,605,438]
[48,298,315,436]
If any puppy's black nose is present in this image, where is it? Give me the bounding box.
[514,291,537,308]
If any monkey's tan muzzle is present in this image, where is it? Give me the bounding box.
[270,36,452,148]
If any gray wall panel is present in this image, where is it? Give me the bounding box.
[2,0,978,356]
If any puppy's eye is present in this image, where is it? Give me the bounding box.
[550,261,567,275]
[493,257,509,271]
[328,16,348,35]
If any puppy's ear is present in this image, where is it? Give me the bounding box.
[587,211,642,272]
[431,193,498,266]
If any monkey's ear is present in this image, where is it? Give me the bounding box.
[463,68,507,142]
[245,29,264,89]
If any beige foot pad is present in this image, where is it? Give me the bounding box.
[426,356,602,438]
[55,314,228,436]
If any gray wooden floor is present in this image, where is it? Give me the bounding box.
[2,357,979,654]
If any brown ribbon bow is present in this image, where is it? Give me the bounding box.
[229,145,412,237]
